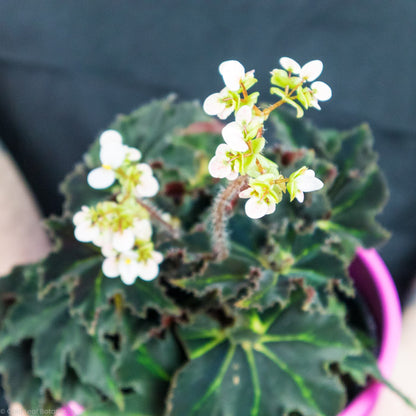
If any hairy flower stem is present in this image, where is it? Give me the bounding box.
[136,199,180,239]
[211,175,248,261]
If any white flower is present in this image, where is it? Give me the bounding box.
[279,57,331,110]
[239,187,276,219]
[102,255,119,278]
[87,166,117,190]
[73,205,91,227]
[208,143,239,180]
[74,215,135,254]
[124,146,142,162]
[133,218,153,241]
[309,81,332,110]
[102,250,163,284]
[87,130,126,189]
[136,250,164,282]
[300,60,323,81]
[134,163,160,198]
[98,227,139,254]
[99,129,123,147]
[102,251,140,285]
[203,88,235,120]
[288,168,324,203]
[73,206,100,243]
[221,105,254,152]
[279,57,323,81]
[279,57,301,74]
[218,60,246,91]
[112,228,136,252]
[93,229,114,255]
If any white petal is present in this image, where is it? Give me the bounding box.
[100,143,126,168]
[219,60,245,91]
[118,252,141,284]
[239,188,252,199]
[203,93,226,116]
[266,202,276,215]
[303,169,315,178]
[112,229,136,252]
[137,260,159,281]
[297,170,324,192]
[245,198,269,219]
[245,69,255,79]
[310,99,321,110]
[87,167,116,189]
[295,191,305,203]
[119,264,140,285]
[279,57,301,74]
[215,143,230,157]
[135,175,159,197]
[137,163,153,177]
[226,170,239,181]
[311,81,332,101]
[93,229,113,248]
[125,146,142,161]
[99,130,123,147]
[235,105,252,124]
[300,60,323,81]
[208,155,232,178]
[102,257,120,278]
[101,244,116,258]
[133,219,152,240]
[299,177,324,192]
[152,251,164,264]
[120,273,138,285]
[222,122,248,152]
[73,208,90,226]
[74,224,99,243]
[217,105,235,120]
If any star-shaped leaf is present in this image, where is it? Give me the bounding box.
[167,292,365,416]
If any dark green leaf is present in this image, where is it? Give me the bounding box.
[61,367,104,410]
[0,291,68,353]
[167,292,361,416]
[70,331,124,409]
[33,312,83,400]
[81,392,161,416]
[0,343,43,410]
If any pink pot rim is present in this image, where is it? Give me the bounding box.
[338,248,402,416]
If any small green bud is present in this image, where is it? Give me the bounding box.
[270,69,302,89]
[270,88,304,118]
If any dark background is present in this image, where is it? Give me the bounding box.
[0,0,415,300]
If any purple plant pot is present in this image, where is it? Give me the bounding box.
[339,248,402,416]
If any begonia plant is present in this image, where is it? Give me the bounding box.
[0,57,413,416]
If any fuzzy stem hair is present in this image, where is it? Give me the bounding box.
[136,199,180,239]
[210,175,248,261]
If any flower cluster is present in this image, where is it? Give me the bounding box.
[271,57,332,117]
[87,129,159,197]
[203,59,326,219]
[73,130,163,284]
